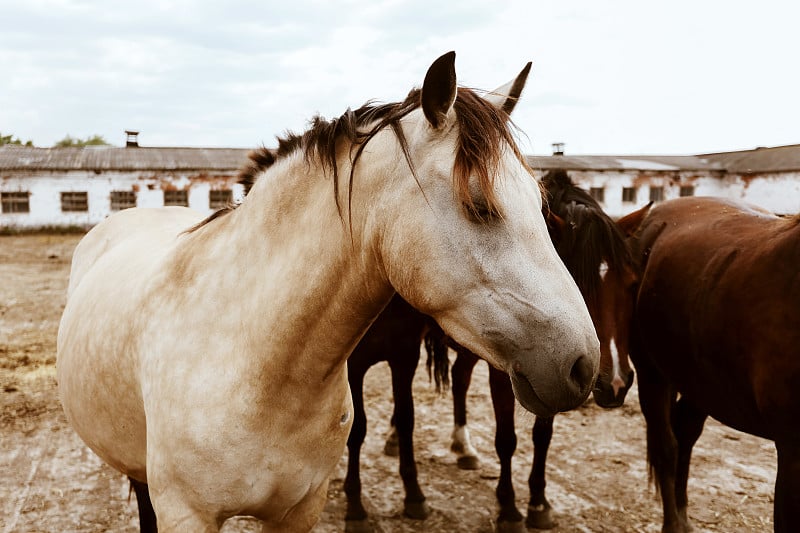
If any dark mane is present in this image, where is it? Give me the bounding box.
[542,169,634,298]
[189,86,529,232]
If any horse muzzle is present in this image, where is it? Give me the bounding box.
[510,352,597,417]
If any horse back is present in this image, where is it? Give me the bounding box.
[66,207,204,298]
[632,196,800,440]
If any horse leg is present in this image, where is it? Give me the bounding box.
[388,354,430,520]
[635,361,684,533]
[526,416,557,529]
[344,365,372,532]
[383,411,400,457]
[451,349,480,470]
[672,397,707,531]
[774,439,800,533]
[130,477,158,533]
[488,365,524,533]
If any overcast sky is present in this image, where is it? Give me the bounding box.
[1,1,798,155]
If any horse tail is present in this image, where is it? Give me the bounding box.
[424,320,451,394]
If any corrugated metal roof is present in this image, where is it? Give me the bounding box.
[2,144,799,173]
[0,145,250,171]
[527,154,723,172]
[699,144,800,173]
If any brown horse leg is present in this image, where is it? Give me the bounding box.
[344,365,372,532]
[636,363,684,533]
[672,397,707,530]
[526,416,557,529]
[387,354,429,520]
[451,349,480,470]
[130,477,157,533]
[774,439,800,533]
[488,365,525,532]
[383,412,400,457]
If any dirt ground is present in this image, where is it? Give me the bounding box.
[0,233,777,532]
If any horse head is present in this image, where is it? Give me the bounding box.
[543,170,651,408]
[362,53,600,416]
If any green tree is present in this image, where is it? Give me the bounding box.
[55,134,110,147]
[0,133,33,146]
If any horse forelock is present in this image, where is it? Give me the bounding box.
[544,170,634,299]
[189,84,526,232]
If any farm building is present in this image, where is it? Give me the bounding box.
[1,138,799,229]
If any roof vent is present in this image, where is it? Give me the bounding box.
[552,142,565,156]
[125,130,140,148]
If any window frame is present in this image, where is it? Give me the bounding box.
[0,191,31,214]
[209,189,232,209]
[649,186,664,203]
[61,191,89,212]
[163,189,189,207]
[110,190,137,211]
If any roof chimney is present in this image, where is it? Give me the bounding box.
[125,130,140,148]
[552,142,565,156]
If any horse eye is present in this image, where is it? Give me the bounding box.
[466,201,493,222]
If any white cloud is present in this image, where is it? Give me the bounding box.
[1,0,798,153]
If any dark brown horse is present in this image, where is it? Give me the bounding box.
[443,171,650,530]
[343,296,445,532]
[627,196,800,533]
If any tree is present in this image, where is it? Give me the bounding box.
[0,133,33,146]
[54,134,110,147]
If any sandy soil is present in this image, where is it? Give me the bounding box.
[0,234,777,532]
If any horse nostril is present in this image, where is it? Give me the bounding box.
[569,354,595,393]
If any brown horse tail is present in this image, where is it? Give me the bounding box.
[424,321,451,394]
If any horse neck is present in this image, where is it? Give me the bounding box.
[184,154,394,381]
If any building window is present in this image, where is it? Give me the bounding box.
[1,191,31,213]
[680,185,695,197]
[649,186,664,203]
[110,190,137,211]
[589,187,605,203]
[209,189,232,209]
[622,187,637,203]
[164,190,188,207]
[61,192,88,212]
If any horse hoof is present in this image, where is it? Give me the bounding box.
[345,519,373,533]
[383,439,399,457]
[496,519,526,533]
[526,506,557,529]
[403,500,431,520]
[456,454,480,470]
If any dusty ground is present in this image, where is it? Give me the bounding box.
[0,233,777,532]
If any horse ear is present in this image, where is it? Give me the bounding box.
[546,210,567,240]
[421,51,457,129]
[545,209,567,234]
[484,62,532,115]
[616,202,653,237]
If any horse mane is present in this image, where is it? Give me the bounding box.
[189,86,530,232]
[542,169,634,298]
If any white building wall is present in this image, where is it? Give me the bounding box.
[3,165,797,229]
[1,170,242,229]
[723,172,800,215]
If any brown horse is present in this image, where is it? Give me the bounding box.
[628,196,800,533]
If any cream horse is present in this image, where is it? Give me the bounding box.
[57,52,599,532]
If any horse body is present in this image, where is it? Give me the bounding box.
[629,196,800,532]
[57,52,599,532]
